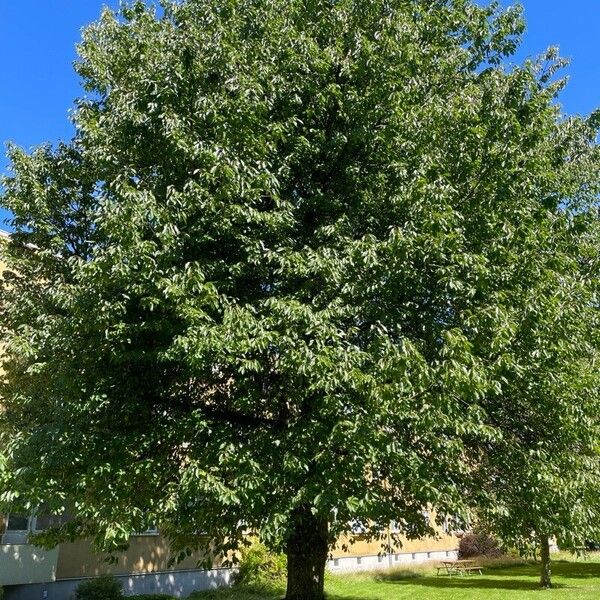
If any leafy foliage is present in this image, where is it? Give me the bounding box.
[232,541,287,587]
[1,0,600,596]
[467,186,600,569]
[74,575,123,600]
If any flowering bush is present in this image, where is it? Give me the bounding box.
[458,532,503,559]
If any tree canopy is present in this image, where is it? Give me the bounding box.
[1,0,600,597]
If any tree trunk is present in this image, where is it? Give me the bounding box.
[539,535,552,588]
[285,506,329,600]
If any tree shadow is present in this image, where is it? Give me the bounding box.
[325,596,382,600]
[550,559,600,579]
[379,575,567,592]
[372,563,573,592]
[187,561,600,599]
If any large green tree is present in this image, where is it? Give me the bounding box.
[1,1,600,597]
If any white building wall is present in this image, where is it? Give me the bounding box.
[327,549,458,572]
[0,544,58,586]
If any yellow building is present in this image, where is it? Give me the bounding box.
[0,515,231,599]
[330,515,459,572]
[0,513,459,599]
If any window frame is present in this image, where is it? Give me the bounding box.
[5,513,37,533]
[131,525,159,536]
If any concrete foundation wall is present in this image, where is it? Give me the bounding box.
[328,549,458,572]
[3,568,233,600]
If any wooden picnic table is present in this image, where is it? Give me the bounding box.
[437,559,483,576]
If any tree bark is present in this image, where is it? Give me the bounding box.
[540,535,552,588]
[285,506,329,600]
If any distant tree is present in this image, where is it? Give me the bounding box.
[1,1,600,597]
[472,199,600,587]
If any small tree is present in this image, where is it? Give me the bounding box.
[1,1,600,598]
[474,270,600,587]
[468,156,600,588]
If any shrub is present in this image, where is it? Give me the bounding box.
[75,574,123,600]
[0,585,4,600]
[232,541,286,587]
[458,532,503,559]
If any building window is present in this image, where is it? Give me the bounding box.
[3,514,34,544]
[349,520,367,535]
[132,525,159,536]
[443,514,466,534]
[5,509,69,533]
[34,513,69,531]
[442,516,450,533]
[6,514,30,531]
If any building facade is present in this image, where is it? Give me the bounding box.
[0,512,458,599]
[0,514,233,599]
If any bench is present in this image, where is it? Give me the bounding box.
[437,560,484,576]
[462,565,483,575]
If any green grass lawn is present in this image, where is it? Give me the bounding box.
[190,554,600,600]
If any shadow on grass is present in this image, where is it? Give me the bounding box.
[325,596,386,600]
[189,589,370,600]
[380,575,566,591]
[550,560,600,579]
[336,559,600,595]
[188,585,281,600]
[189,561,600,598]
[371,563,573,592]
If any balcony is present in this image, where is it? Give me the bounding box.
[0,543,58,585]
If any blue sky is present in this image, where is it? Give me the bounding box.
[0,1,599,226]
